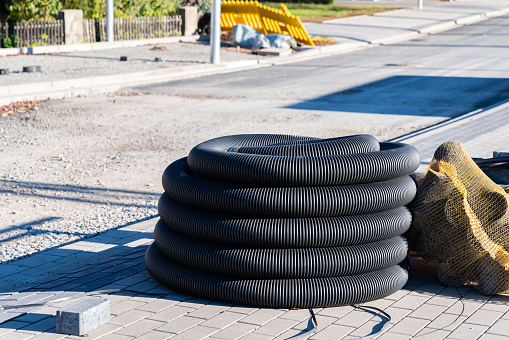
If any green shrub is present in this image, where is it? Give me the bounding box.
[4,0,180,21]
[6,0,62,21]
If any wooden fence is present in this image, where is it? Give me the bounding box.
[83,16,182,43]
[0,20,64,48]
[0,16,181,48]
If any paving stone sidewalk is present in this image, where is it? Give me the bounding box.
[0,99,508,339]
[0,217,508,340]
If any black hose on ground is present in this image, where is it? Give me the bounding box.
[158,193,412,248]
[162,157,417,217]
[154,219,409,278]
[145,243,410,309]
[145,134,420,308]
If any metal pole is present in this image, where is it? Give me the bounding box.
[106,0,114,42]
[418,0,423,10]
[210,0,220,64]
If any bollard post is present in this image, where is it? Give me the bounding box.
[106,0,114,42]
[418,0,423,10]
[210,0,221,64]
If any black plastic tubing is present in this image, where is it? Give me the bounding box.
[158,193,412,248]
[145,243,410,309]
[162,157,417,217]
[187,134,420,186]
[153,219,408,279]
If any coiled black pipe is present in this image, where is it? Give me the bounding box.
[188,134,420,186]
[146,134,420,308]
[158,193,412,248]
[154,219,408,278]
[163,158,417,217]
[146,243,410,309]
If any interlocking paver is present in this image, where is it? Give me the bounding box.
[169,325,219,339]
[346,319,390,338]
[376,331,411,340]
[309,324,355,340]
[209,322,258,340]
[414,328,450,339]
[482,295,509,313]
[390,294,430,310]
[95,333,132,340]
[134,330,171,340]
[227,306,259,315]
[294,314,336,332]
[0,320,31,335]
[110,299,147,316]
[155,316,203,334]
[186,304,230,320]
[465,309,504,326]
[136,298,177,312]
[147,305,195,323]
[239,332,273,340]
[238,309,285,326]
[19,316,56,332]
[448,323,489,340]
[109,309,153,326]
[273,328,316,340]
[486,318,509,336]
[408,303,449,320]
[280,308,318,322]
[316,306,354,318]
[28,332,68,339]
[389,316,430,336]
[378,306,413,324]
[252,317,300,336]
[14,313,52,324]
[426,313,468,331]
[384,289,411,301]
[446,300,485,317]
[115,318,165,337]
[478,333,509,340]
[426,294,460,307]
[200,311,245,329]
[332,310,374,328]
[76,322,122,340]
[0,331,33,340]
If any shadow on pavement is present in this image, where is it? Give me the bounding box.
[287,75,509,117]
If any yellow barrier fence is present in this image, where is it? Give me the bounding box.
[220,0,315,46]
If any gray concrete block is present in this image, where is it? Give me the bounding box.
[56,297,110,336]
[58,10,84,44]
[179,6,198,36]
[494,149,509,158]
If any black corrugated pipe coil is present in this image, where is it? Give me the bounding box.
[145,134,421,308]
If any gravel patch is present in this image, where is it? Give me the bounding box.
[0,41,266,86]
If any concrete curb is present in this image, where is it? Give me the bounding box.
[0,36,200,57]
[1,6,509,106]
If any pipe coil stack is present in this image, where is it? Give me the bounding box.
[145,134,421,308]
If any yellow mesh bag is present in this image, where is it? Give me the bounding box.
[410,141,509,295]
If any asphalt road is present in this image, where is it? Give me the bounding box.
[131,15,509,141]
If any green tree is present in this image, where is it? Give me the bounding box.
[6,0,62,21]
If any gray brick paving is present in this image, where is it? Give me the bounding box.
[209,322,258,340]
[3,225,505,340]
[486,318,509,336]
[448,323,489,340]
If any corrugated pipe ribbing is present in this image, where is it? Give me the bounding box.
[145,134,420,308]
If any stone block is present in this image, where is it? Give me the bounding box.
[179,6,198,36]
[56,297,110,336]
[494,149,509,158]
[58,10,84,44]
